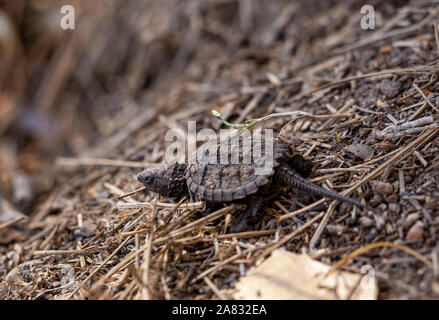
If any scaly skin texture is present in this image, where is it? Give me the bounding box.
[273,164,372,211]
[137,162,187,198]
[137,138,373,212]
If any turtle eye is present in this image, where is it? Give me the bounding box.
[138,172,154,184]
[143,172,154,184]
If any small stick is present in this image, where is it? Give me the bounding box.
[194,252,242,282]
[133,234,140,269]
[172,230,277,244]
[309,202,337,249]
[401,101,424,111]
[317,99,355,132]
[278,199,325,221]
[217,229,276,240]
[0,216,27,230]
[375,124,438,140]
[435,22,439,56]
[29,188,58,226]
[354,105,384,115]
[118,187,147,199]
[315,168,368,174]
[413,83,439,112]
[103,183,137,204]
[56,157,146,168]
[334,118,363,129]
[39,225,58,250]
[116,201,204,210]
[326,242,432,277]
[414,151,428,167]
[203,277,228,300]
[386,114,399,125]
[235,92,264,124]
[33,248,101,256]
[161,274,172,300]
[120,229,149,237]
[140,230,153,299]
[398,169,405,194]
[279,113,351,137]
[374,116,436,140]
[303,141,319,157]
[407,101,428,122]
[261,212,325,259]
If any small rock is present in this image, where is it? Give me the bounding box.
[365,231,377,241]
[372,181,393,195]
[370,194,383,207]
[425,197,436,210]
[376,99,388,108]
[386,194,398,204]
[406,213,420,224]
[388,203,400,214]
[343,144,373,161]
[379,79,402,98]
[406,221,424,241]
[386,223,395,234]
[359,216,374,227]
[326,224,346,235]
[374,214,385,230]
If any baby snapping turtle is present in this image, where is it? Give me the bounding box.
[137,137,372,212]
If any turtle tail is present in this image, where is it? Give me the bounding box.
[274,165,375,213]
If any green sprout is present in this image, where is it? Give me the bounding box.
[211,109,312,139]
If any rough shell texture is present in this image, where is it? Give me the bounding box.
[186,137,289,202]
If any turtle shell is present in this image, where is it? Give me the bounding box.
[186,137,289,202]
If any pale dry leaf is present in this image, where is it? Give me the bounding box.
[233,249,378,300]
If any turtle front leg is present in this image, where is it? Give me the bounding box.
[188,189,199,202]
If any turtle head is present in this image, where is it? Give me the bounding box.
[137,163,188,198]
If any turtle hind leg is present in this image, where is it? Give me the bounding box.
[196,202,221,217]
[284,153,314,178]
[229,196,262,232]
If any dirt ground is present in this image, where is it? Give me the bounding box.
[1,0,439,300]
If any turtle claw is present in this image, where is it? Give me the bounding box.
[229,196,262,232]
